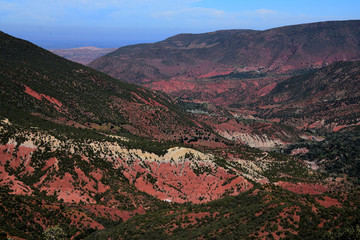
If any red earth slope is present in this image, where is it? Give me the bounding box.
[90,20,360,83]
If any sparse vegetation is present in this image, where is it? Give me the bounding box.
[1,22,360,240]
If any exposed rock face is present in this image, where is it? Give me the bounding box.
[197,115,301,149]
[218,131,284,149]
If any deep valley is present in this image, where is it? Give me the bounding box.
[1,20,360,240]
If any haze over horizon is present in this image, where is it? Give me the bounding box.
[1,0,360,49]
[2,0,360,239]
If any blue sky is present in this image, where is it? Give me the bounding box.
[1,0,360,49]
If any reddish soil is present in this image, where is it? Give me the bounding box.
[255,82,278,97]
[41,172,97,204]
[24,85,66,112]
[275,181,327,195]
[0,165,33,195]
[116,157,253,204]
[146,76,287,107]
[65,209,105,230]
[0,142,36,195]
[316,196,341,208]
[24,85,42,100]
[0,137,251,206]
[82,205,145,222]
[40,94,63,108]
[291,148,309,155]
[42,157,58,171]
[333,122,360,132]
[251,205,300,239]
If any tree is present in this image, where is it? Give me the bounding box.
[43,225,68,240]
[322,225,360,240]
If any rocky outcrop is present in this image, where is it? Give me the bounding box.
[219,131,284,149]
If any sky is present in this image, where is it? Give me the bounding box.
[1,0,360,49]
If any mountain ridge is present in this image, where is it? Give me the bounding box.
[89,20,360,83]
[1,27,360,240]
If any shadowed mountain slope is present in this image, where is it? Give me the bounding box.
[0,31,211,141]
[257,61,360,130]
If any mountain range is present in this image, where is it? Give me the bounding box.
[87,21,360,128]
[0,20,360,239]
[90,20,360,82]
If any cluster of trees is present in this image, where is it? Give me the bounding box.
[86,185,360,239]
[286,129,360,183]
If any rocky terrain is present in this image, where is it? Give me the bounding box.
[1,22,360,239]
[1,115,349,239]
